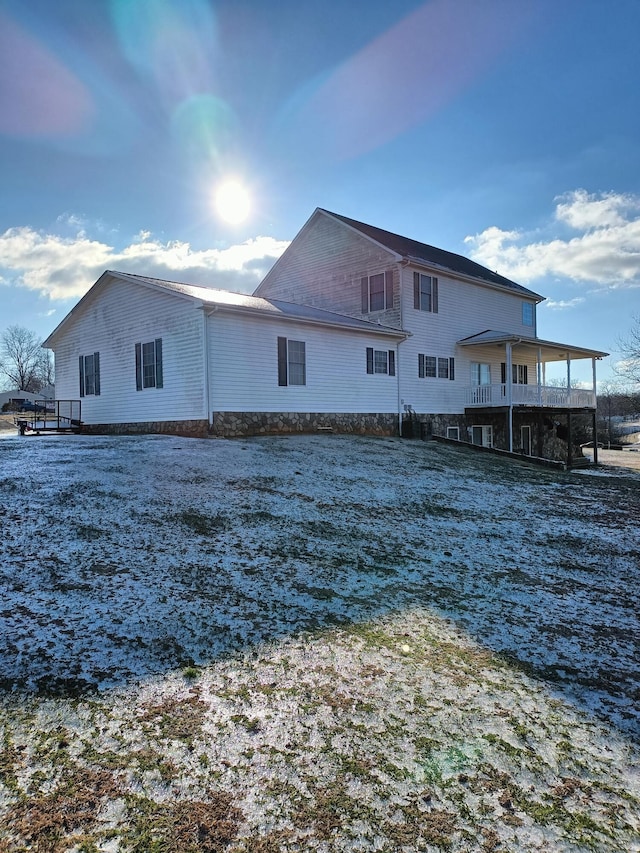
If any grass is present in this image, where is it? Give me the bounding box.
[0,433,638,851]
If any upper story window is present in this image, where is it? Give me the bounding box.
[419,354,454,380]
[278,337,306,386]
[361,271,393,313]
[79,352,100,397]
[413,272,439,312]
[135,338,163,390]
[366,347,395,376]
[522,302,534,326]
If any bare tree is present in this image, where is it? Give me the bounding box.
[616,315,640,385]
[36,349,55,389]
[0,326,47,392]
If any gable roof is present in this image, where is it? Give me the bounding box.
[43,270,406,346]
[319,209,543,301]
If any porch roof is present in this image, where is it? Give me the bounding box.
[457,330,608,362]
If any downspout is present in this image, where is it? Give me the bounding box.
[506,340,514,452]
[202,308,213,427]
[397,260,406,437]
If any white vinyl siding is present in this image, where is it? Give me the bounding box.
[399,264,538,415]
[51,277,204,425]
[256,212,401,328]
[208,313,399,414]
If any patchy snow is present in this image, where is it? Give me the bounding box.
[0,433,638,851]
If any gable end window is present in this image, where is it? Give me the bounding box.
[413,272,439,313]
[366,347,395,376]
[135,338,163,390]
[361,271,393,313]
[418,354,454,380]
[79,352,101,397]
[278,337,306,386]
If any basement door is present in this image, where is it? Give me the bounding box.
[471,425,493,448]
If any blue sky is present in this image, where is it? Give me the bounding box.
[1,0,639,386]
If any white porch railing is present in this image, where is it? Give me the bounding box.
[464,384,596,408]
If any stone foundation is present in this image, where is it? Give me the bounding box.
[209,411,398,437]
[81,419,209,438]
[408,411,590,464]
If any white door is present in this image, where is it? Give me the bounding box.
[472,425,493,448]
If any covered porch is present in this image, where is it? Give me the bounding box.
[457,330,608,466]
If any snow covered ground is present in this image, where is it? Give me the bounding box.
[0,432,638,851]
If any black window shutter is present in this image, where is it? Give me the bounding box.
[366,347,374,374]
[135,343,142,391]
[501,362,506,384]
[432,278,439,313]
[449,357,455,381]
[388,350,395,376]
[94,352,101,395]
[154,338,163,388]
[79,355,85,397]
[277,336,288,385]
[384,270,393,309]
[418,354,425,378]
[361,277,369,313]
[523,365,528,384]
[413,271,420,309]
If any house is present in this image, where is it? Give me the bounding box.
[43,269,406,438]
[0,387,55,411]
[43,208,607,464]
[255,209,608,463]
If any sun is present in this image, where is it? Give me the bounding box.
[214,179,251,224]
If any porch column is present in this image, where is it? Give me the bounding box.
[537,347,542,406]
[506,341,513,452]
[566,357,571,406]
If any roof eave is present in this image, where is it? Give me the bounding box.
[403,256,544,302]
[457,332,608,360]
[205,302,408,339]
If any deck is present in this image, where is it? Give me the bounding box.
[464,384,596,409]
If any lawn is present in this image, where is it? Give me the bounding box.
[0,433,638,852]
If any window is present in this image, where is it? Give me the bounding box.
[278,337,306,386]
[413,272,439,312]
[447,426,460,440]
[419,354,454,380]
[361,271,393,313]
[471,362,491,385]
[135,338,163,390]
[79,352,100,397]
[522,302,534,326]
[501,363,528,384]
[366,348,395,376]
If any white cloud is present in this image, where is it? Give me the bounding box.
[544,297,585,310]
[0,226,290,301]
[465,189,640,287]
